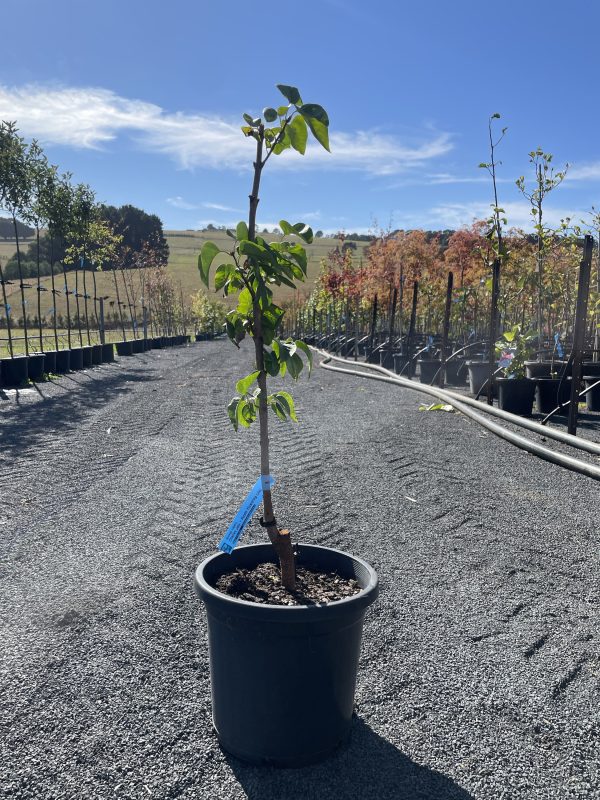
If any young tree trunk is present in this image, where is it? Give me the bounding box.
[36,225,43,351]
[49,238,59,351]
[0,260,14,357]
[75,266,83,346]
[61,261,72,348]
[12,215,29,356]
[248,130,295,591]
[113,269,127,340]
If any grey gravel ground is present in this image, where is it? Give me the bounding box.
[1,341,598,800]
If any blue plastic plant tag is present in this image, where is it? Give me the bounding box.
[554,332,564,358]
[217,475,275,554]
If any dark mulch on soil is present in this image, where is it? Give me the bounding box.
[215,561,360,605]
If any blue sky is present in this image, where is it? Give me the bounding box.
[2,0,600,234]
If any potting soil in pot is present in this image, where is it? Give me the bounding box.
[216,562,360,606]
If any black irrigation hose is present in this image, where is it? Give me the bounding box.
[315,349,600,482]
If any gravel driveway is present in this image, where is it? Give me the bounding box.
[1,341,598,799]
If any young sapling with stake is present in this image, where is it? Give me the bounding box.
[199,84,331,593]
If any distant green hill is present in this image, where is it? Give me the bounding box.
[0,230,369,321]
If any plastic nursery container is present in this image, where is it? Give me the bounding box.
[534,377,572,415]
[195,543,378,767]
[466,360,496,397]
[584,376,600,412]
[27,353,46,381]
[0,356,28,387]
[497,377,536,416]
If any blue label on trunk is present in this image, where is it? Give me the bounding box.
[217,475,275,554]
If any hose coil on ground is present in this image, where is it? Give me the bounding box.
[315,349,600,482]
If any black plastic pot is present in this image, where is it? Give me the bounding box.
[534,377,572,415]
[466,360,496,398]
[81,346,93,368]
[581,361,600,377]
[101,343,115,363]
[132,338,145,354]
[1,356,28,386]
[378,349,394,369]
[42,350,57,374]
[116,340,134,356]
[143,337,152,351]
[195,543,378,767]
[525,360,570,379]
[152,337,164,348]
[393,353,413,377]
[497,377,536,416]
[69,347,84,371]
[584,376,600,412]
[91,344,103,365]
[444,358,467,386]
[27,353,46,381]
[54,349,71,373]
[417,358,442,384]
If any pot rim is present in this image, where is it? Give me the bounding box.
[195,542,378,617]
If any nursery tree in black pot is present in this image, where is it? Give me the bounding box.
[194,85,378,766]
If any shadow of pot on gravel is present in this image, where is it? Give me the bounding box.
[225,717,473,800]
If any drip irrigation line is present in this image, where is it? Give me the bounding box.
[314,349,600,481]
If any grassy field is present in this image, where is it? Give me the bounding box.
[0,231,369,324]
[164,229,368,304]
[0,327,141,358]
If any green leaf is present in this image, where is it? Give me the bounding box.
[276,391,298,422]
[227,397,240,431]
[299,104,330,152]
[418,403,454,413]
[286,352,303,380]
[279,220,313,244]
[214,263,234,291]
[277,105,288,116]
[236,221,249,241]
[236,398,251,428]
[304,116,330,152]
[237,287,253,316]
[239,239,270,263]
[271,399,287,422]
[287,115,308,155]
[276,84,301,105]
[263,107,278,123]
[198,241,220,286]
[263,350,280,377]
[236,370,260,395]
[295,340,313,375]
[298,103,329,126]
[272,128,291,155]
[243,113,261,127]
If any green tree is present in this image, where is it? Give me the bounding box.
[199,84,330,590]
[190,290,226,334]
[516,148,568,344]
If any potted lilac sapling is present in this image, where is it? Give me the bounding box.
[495,325,536,415]
[193,85,378,767]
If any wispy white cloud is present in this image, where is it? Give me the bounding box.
[0,83,453,175]
[202,202,242,212]
[566,162,600,181]
[398,201,580,231]
[166,196,199,210]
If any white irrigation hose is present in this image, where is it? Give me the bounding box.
[314,349,600,482]
[316,349,600,458]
